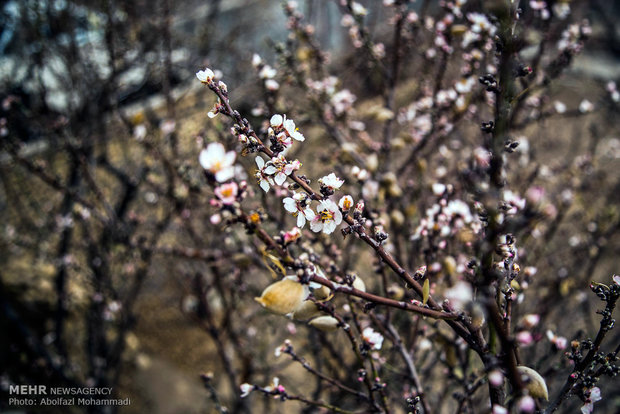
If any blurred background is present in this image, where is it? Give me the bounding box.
[1,1,619,413]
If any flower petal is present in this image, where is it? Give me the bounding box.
[323,220,337,234]
[223,151,236,166]
[297,213,306,228]
[333,210,343,224]
[283,198,297,212]
[310,220,323,233]
[215,167,235,183]
[304,208,316,221]
[275,172,287,186]
[255,156,265,168]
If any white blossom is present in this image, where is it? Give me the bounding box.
[467,12,496,35]
[579,99,594,113]
[199,143,236,182]
[455,77,476,94]
[252,53,263,67]
[264,377,282,392]
[265,79,280,91]
[445,281,473,310]
[283,192,313,228]
[270,114,305,144]
[240,383,253,398]
[432,183,447,196]
[503,190,526,215]
[283,118,305,141]
[338,195,354,210]
[351,2,367,16]
[255,156,276,192]
[196,68,215,84]
[259,65,277,79]
[271,155,300,186]
[445,199,473,223]
[319,173,344,190]
[581,387,602,414]
[307,199,343,234]
[362,327,384,350]
[270,114,284,127]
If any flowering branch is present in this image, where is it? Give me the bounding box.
[544,278,619,413]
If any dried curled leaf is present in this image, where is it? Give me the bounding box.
[313,285,333,301]
[261,248,286,279]
[352,275,366,292]
[308,316,340,332]
[292,300,321,321]
[517,365,549,400]
[255,278,309,315]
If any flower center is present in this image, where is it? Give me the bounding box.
[320,211,333,221]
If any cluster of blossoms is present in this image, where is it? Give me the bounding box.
[331,89,357,116]
[254,155,302,193]
[198,142,247,209]
[281,173,351,235]
[252,53,280,91]
[306,76,339,96]
[466,12,496,37]
[340,12,364,49]
[530,1,571,21]
[410,193,479,242]
[557,20,591,52]
[306,76,360,125]
[397,83,466,142]
[268,114,305,153]
[197,71,354,238]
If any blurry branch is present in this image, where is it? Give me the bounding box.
[280,341,370,401]
[381,1,406,151]
[32,139,81,363]
[200,373,229,414]
[252,385,359,414]
[0,273,83,389]
[385,321,430,414]
[189,272,242,407]
[1,140,108,224]
[312,300,384,413]
[336,0,388,80]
